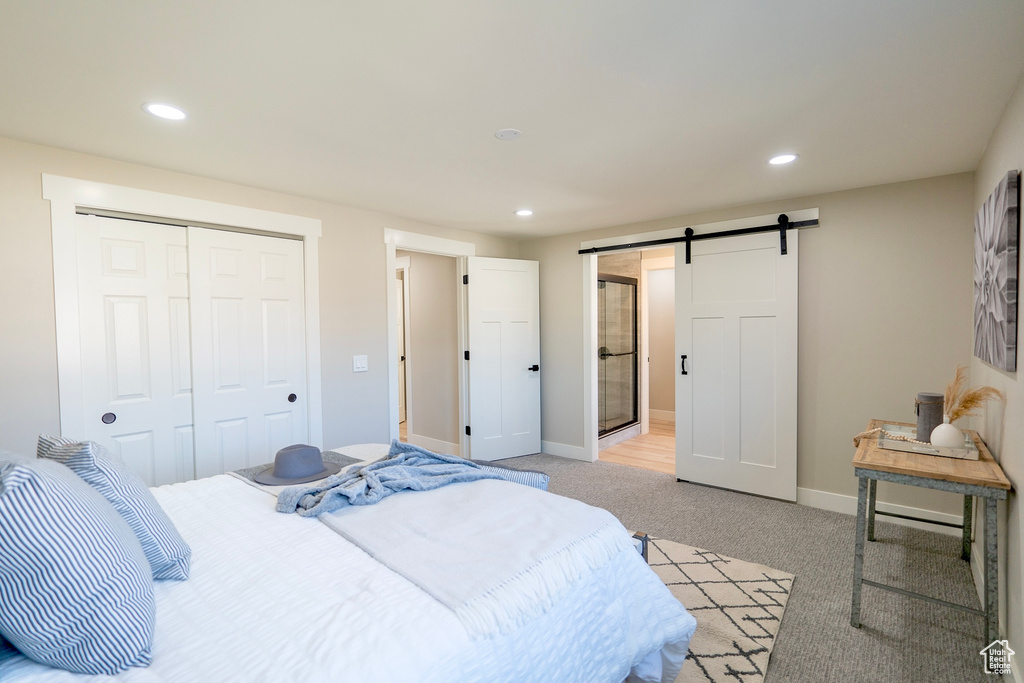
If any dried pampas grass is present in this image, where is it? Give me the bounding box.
[943,365,1004,423]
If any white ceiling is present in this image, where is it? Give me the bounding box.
[1,1,1023,239]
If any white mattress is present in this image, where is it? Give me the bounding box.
[2,474,695,682]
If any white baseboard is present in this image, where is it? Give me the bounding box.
[542,440,594,462]
[407,433,460,457]
[796,487,962,537]
[649,409,675,423]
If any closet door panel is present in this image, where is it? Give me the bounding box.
[189,228,308,478]
[75,217,308,483]
[75,214,194,486]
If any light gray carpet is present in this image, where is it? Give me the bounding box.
[501,455,988,683]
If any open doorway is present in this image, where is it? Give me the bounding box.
[598,248,676,474]
[395,257,410,442]
[395,249,460,455]
[384,229,543,462]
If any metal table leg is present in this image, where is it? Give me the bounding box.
[985,497,998,644]
[851,476,868,627]
[867,479,877,541]
[962,495,973,562]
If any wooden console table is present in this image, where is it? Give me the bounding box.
[850,419,1011,644]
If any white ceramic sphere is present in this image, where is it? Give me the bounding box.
[930,422,963,448]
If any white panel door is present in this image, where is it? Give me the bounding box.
[467,257,541,461]
[397,276,407,424]
[675,231,798,501]
[187,228,308,477]
[75,214,195,486]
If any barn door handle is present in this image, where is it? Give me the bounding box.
[528,364,540,372]
[680,355,688,375]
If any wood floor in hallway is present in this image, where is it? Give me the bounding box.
[598,419,675,474]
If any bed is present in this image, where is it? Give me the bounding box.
[0,444,696,682]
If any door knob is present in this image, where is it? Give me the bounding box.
[288,394,297,403]
[528,364,540,372]
[101,412,116,424]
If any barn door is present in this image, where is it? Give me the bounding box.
[675,231,798,501]
[466,257,541,461]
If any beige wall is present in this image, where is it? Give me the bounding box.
[647,268,675,413]
[520,172,976,515]
[397,250,460,450]
[971,72,1024,663]
[0,136,517,457]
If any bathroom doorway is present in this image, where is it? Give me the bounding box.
[598,249,677,474]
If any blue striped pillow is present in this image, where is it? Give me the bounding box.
[37,436,191,581]
[0,455,155,674]
[476,463,549,490]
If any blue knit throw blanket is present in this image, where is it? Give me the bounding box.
[276,441,547,517]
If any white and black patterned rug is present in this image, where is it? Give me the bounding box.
[649,538,794,682]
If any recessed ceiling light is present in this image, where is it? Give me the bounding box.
[495,129,522,141]
[769,153,798,165]
[143,103,187,120]
[515,209,533,217]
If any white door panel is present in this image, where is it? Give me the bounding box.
[676,231,797,501]
[690,316,726,461]
[396,276,407,424]
[76,214,193,486]
[467,257,541,460]
[188,228,308,478]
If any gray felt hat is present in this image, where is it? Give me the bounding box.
[253,444,341,485]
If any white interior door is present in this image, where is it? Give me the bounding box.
[75,214,195,486]
[187,228,308,478]
[675,231,798,501]
[466,257,541,461]
[396,274,407,424]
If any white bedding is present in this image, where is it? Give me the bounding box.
[318,478,635,638]
[1,474,695,682]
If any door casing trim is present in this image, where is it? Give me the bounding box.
[383,229,474,457]
[43,174,324,448]
[580,208,818,463]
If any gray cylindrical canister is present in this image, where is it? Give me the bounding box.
[916,392,944,443]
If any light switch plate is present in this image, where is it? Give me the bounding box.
[353,355,368,373]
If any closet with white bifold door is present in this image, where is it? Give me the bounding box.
[73,214,308,486]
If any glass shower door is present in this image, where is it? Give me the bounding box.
[598,274,638,436]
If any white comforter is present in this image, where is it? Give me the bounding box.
[1,474,695,682]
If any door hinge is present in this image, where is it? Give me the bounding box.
[465,425,471,436]
[463,274,469,285]
[464,350,470,361]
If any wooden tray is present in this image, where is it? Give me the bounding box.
[877,423,979,460]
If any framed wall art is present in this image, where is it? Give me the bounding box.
[973,170,1019,372]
